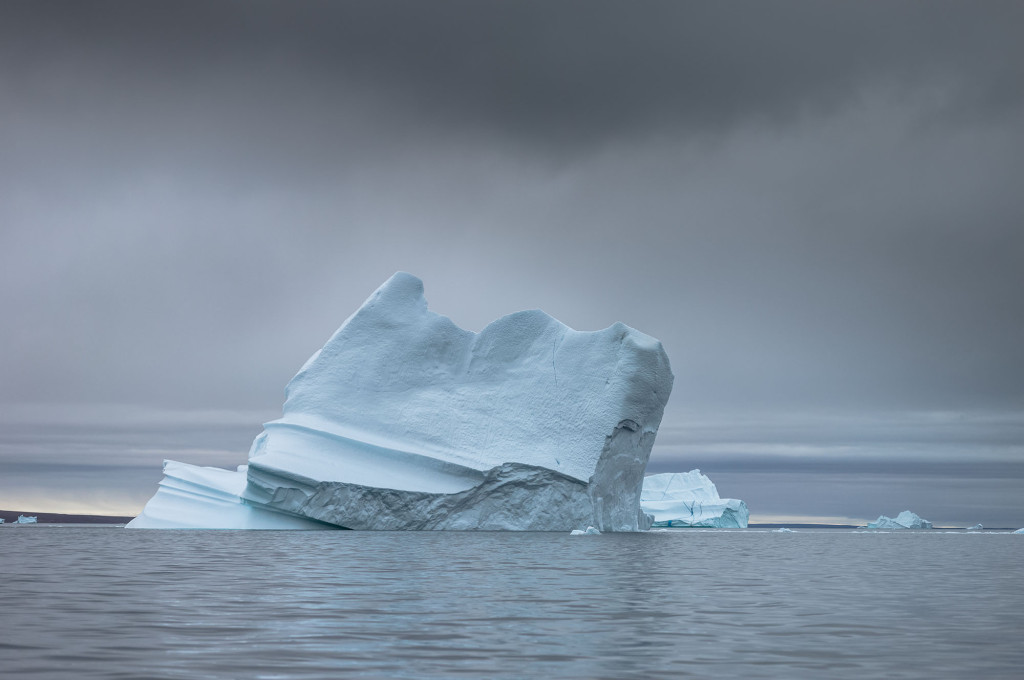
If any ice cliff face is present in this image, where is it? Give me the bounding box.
[639,470,749,528]
[129,272,673,531]
[866,510,933,529]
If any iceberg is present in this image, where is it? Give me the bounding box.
[639,470,749,528]
[14,515,37,524]
[1013,528,1024,534]
[866,510,933,529]
[130,272,673,531]
[966,524,983,531]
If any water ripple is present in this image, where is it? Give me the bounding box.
[0,528,1021,678]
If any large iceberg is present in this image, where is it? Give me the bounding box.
[130,272,673,531]
[639,470,749,528]
[866,510,933,529]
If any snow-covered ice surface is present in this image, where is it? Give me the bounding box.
[639,470,749,528]
[866,510,933,529]
[130,273,673,531]
[127,461,333,529]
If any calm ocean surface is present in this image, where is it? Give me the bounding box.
[1,527,1021,679]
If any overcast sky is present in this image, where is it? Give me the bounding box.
[1,2,1022,525]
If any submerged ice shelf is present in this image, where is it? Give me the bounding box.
[639,470,749,528]
[129,272,673,531]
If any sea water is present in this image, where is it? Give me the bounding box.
[1,527,1021,679]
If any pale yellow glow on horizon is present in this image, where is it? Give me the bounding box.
[0,492,146,517]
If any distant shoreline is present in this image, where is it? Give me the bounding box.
[0,510,134,524]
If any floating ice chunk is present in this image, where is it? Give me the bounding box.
[640,470,748,528]
[127,460,334,530]
[773,528,795,533]
[130,273,673,531]
[1013,528,1024,534]
[966,524,983,531]
[14,515,37,524]
[570,526,602,535]
[866,510,933,529]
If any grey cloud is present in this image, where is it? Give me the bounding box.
[2,2,1021,163]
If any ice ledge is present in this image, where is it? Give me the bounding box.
[245,420,658,531]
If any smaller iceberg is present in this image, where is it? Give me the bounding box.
[14,515,37,524]
[570,526,601,535]
[966,524,983,531]
[1013,528,1024,534]
[773,528,795,533]
[640,470,749,528]
[866,510,932,529]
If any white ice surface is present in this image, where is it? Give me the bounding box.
[126,460,333,530]
[639,470,749,528]
[570,527,601,535]
[866,510,933,529]
[1014,529,1024,534]
[966,524,983,531]
[252,272,671,487]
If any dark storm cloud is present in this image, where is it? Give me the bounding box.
[0,2,1022,518]
[2,1,1021,159]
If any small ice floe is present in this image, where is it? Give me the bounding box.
[772,528,795,533]
[966,524,983,531]
[570,526,601,535]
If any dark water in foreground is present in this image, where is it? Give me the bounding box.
[1,527,1021,679]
